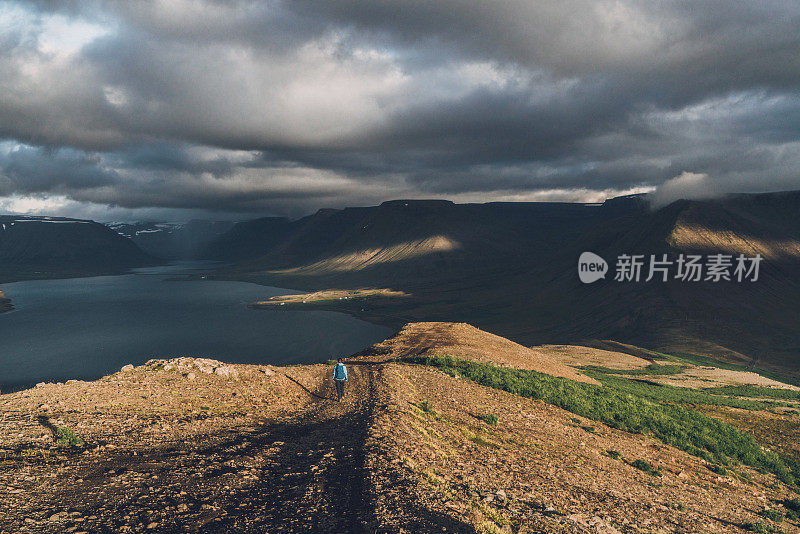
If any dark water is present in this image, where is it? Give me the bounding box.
[0,263,391,392]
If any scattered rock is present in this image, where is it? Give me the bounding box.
[120,364,134,372]
[213,366,239,379]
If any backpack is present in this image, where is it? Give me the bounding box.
[334,363,347,380]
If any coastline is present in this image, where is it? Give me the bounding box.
[247,288,412,329]
[0,290,12,313]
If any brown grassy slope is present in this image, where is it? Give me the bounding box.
[2,323,799,533]
[697,404,800,462]
[535,344,651,370]
[544,342,800,391]
[350,321,599,385]
[369,363,800,533]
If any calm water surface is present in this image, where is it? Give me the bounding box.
[0,263,391,392]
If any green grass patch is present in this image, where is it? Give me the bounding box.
[584,372,784,410]
[631,459,661,476]
[783,498,800,521]
[582,364,687,376]
[759,508,784,522]
[55,426,84,448]
[742,521,779,533]
[701,385,800,400]
[419,400,434,414]
[708,464,727,476]
[482,414,499,426]
[410,355,800,487]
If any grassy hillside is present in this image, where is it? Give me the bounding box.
[414,354,800,486]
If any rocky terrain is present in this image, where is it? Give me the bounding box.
[1,323,798,533]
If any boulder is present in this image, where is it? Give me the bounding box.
[213,366,239,379]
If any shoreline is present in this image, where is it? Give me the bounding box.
[0,290,12,313]
[247,288,411,329]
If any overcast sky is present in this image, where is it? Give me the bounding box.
[1,1,799,221]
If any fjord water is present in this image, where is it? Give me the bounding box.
[0,263,391,392]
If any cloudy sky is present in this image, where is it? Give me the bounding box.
[1,1,799,220]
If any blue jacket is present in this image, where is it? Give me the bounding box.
[333,362,348,381]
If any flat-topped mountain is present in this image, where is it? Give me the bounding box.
[0,216,158,283]
[203,198,605,283]
[206,192,800,375]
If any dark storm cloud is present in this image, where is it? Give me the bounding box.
[0,0,799,219]
[0,145,118,194]
[112,143,241,177]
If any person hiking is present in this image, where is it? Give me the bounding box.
[332,357,348,401]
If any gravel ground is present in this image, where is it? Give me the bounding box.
[1,323,798,533]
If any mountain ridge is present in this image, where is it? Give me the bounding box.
[204,191,800,375]
[0,215,160,284]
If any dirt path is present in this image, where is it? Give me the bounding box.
[2,365,383,534]
[228,363,378,533]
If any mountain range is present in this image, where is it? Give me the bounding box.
[204,192,800,377]
[108,220,235,260]
[2,191,799,375]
